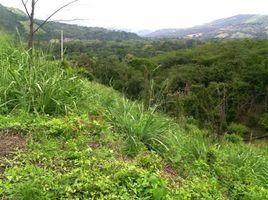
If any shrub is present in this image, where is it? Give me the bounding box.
[227,123,250,137]
[224,134,243,144]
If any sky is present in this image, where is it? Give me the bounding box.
[0,0,267,31]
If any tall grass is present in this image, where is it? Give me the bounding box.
[222,144,268,187]
[0,38,84,115]
[107,98,187,156]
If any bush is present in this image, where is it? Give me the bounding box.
[224,134,243,144]
[227,123,250,137]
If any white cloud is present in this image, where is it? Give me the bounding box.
[0,0,267,30]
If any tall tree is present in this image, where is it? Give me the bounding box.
[21,0,79,57]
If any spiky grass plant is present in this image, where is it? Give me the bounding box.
[0,37,84,115]
[107,98,177,156]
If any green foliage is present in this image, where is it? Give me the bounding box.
[0,114,169,199]
[0,41,86,115]
[2,162,169,199]
[107,99,174,156]
[224,134,243,144]
[0,4,25,34]
[69,39,268,138]
[260,113,268,133]
[175,177,224,200]
[135,152,163,172]
[227,123,250,137]
[0,4,139,43]
[182,133,209,161]
[1,34,268,199]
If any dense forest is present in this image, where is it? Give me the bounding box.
[56,39,268,140]
[0,3,268,199]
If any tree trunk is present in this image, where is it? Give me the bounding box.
[218,85,226,137]
[265,85,268,112]
[249,130,253,144]
[21,0,79,61]
[143,66,151,111]
[28,0,35,58]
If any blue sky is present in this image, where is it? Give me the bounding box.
[0,0,267,31]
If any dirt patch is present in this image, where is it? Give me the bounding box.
[160,162,183,186]
[89,142,101,150]
[0,129,26,158]
[0,129,26,173]
[163,162,177,177]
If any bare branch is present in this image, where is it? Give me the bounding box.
[33,18,86,29]
[20,0,31,18]
[52,18,88,22]
[33,0,79,34]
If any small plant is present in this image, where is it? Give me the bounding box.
[135,151,163,172]
[175,177,224,200]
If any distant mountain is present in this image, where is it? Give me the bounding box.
[136,29,153,36]
[0,4,26,33]
[145,15,268,39]
[0,4,139,41]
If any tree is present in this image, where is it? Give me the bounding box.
[20,0,79,57]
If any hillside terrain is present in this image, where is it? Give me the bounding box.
[67,38,268,142]
[0,4,139,41]
[0,3,268,199]
[0,33,268,199]
[146,15,268,39]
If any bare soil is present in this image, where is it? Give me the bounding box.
[0,129,26,174]
[163,162,177,177]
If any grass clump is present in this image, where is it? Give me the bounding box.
[107,99,176,156]
[0,41,85,115]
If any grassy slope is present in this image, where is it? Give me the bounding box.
[0,37,268,199]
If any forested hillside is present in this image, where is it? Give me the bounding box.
[68,39,268,141]
[147,15,268,39]
[0,4,139,41]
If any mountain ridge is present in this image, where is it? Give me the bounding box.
[144,14,268,39]
[0,4,139,41]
